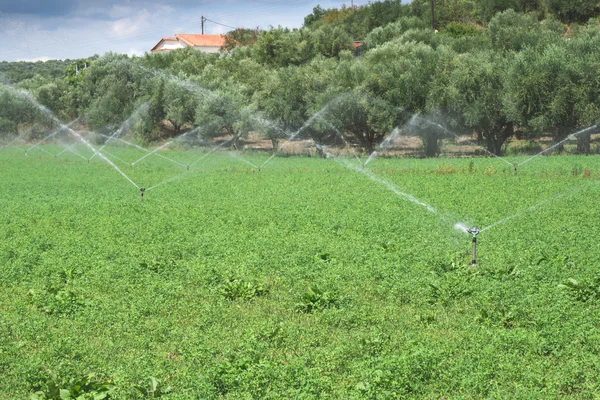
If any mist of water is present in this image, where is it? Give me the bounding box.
[518,125,596,167]
[330,153,437,214]
[89,102,149,161]
[10,86,140,189]
[130,125,202,166]
[408,114,514,167]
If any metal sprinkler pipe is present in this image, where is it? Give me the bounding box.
[466,227,480,266]
[140,187,146,202]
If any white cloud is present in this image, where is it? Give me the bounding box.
[126,48,144,57]
[17,56,56,62]
[111,10,151,37]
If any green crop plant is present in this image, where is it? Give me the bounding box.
[1,152,600,398]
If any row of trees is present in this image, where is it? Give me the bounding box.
[1,2,600,156]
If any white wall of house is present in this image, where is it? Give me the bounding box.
[153,40,186,52]
[196,46,221,54]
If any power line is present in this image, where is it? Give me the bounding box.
[203,17,238,32]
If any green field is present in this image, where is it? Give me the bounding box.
[2,147,600,398]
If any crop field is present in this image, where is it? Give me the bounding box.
[2,147,600,398]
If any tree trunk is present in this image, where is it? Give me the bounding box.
[554,128,569,153]
[315,145,326,158]
[577,132,591,155]
[271,137,279,150]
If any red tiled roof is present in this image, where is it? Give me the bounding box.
[175,34,225,47]
[353,42,362,48]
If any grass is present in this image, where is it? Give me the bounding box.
[2,146,600,398]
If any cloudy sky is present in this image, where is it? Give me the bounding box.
[0,0,371,62]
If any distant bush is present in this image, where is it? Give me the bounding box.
[506,140,543,155]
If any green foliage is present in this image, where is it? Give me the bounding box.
[545,0,600,23]
[134,377,172,399]
[221,28,258,52]
[27,270,86,316]
[0,117,17,137]
[442,21,481,38]
[296,285,339,313]
[2,153,600,397]
[30,373,115,400]
[219,278,268,301]
[559,277,600,302]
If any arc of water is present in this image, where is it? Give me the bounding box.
[518,125,596,167]
[320,120,364,166]
[146,172,190,192]
[19,90,139,189]
[72,130,140,188]
[54,142,88,160]
[89,102,149,161]
[1,85,139,189]
[480,182,593,233]
[412,115,514,167]
[31,145,55,157]
[99,148,130,165]
[187,136,235,169]
[130,127,200,167]
[327,151,437,214]
[25,118,81,154]
[363,151,378,167]
[228,151,259,169]
[379,127,402,151]
[2,131,31,149]
[143,136,239,194]
[93,132,187,169]
[259,106,333,170]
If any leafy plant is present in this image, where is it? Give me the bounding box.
[296,285,339,313]
[30,374,115,400]
[28,284,85,316]
[558,278,600,303]
[219,278,268,301]
[135,377,172,399]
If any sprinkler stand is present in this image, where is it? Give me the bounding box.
[140,187,146,202]
[513,163,518,176]
[466,227,480,266]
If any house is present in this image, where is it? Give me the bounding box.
[150,34,226,54]
[353,41,362,57]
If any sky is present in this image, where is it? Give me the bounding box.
[0,0,371,62]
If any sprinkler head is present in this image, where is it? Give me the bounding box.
[186,165,190,171]
[466,227,480,237]
[467,227,480,266]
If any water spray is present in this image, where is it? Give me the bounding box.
[466,227,480,266]
[140,187,146,201]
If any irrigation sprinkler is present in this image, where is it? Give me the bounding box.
[466,227,480,266]
[513,163,518,176]
[140,187,146,202]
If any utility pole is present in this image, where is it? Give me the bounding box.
[431,0,435,30]
[201,16,206,35]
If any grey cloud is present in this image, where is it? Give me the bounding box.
[0,0,77,16]
[0,0,317,18]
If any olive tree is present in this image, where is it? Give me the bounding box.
[429,50,514,155]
